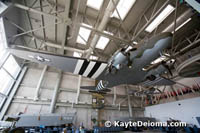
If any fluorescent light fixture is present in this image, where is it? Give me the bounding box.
[172,18,192,33]
[73,52,82,57]
[90,55,98,60]
[145,4,175,33]
[95,31,112,50]
[86,0,104,10]
[111,0,136,20]
[76,23,92,45]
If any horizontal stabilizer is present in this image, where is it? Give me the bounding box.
[81,86,96,90]
[81,86,111,94]
[88,90,107,94]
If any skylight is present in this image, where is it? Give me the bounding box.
[145,4,175,33]
[95,31,112,50]
[111,0,136,20]
[73,52,82,57]
[76,23,92,45]
[86,0,104,10]
[172,18,192,34]
[90,55,98,60]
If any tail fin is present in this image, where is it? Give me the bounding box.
[80,80,110,94]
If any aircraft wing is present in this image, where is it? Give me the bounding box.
[7,48,108,79]
[139,76,175,86]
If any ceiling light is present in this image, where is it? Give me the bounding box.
[76,23,92,45]
[95,31,112,50]
[145,4,175,33]
[172,18,192,34]
[111,0,136,20]
[73,52,82,57]
[86,0,104,10]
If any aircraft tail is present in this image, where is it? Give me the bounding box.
[81,80,110,94]
[81,86,111,94]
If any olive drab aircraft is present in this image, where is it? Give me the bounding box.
[8,32,175,93]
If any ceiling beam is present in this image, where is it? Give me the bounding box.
[12,21,64,38]
[85,0,120,58]
[131,0,171,41]
[13,3,62,20]
[23,0,38,48]
[32,1,132,46]
[79,23,130,46]
[60,0,71,54]
[39,0,47,46]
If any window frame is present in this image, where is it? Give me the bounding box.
[0,17,22,111]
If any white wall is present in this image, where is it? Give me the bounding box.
[6,67,144,129]
[145,97,200,127]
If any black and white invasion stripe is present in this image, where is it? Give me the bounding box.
[96,80,107,91]
[73,60,107,79]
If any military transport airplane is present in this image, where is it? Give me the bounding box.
[8,32,175,93]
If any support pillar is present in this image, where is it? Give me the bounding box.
[127,88,133,117]
[75,75,81,104]
[49,71,62,113]
[34,65,47,101]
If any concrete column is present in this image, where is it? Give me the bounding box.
[34,65,47,101]
[112,87,117,105]
[127,88,133,117]
[76,75,81,104]
[49,71,62,113]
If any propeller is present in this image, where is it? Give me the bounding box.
[161,61,173,76]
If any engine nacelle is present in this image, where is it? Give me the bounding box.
[108,48,130,70]
[111,51,127,69]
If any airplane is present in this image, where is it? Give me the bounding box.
[7,32,175,93]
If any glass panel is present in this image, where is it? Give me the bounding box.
[87,0,104,10]
[0,96,5,109]
[73,52,82,57]
[76,24,92,45]
[95,31,112,50]
[0,18,7,59]
[145,4,175,33]
[3,55,21,79]
[0,68,13,94]
[111,0,136,20]
[90,55,98,60]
